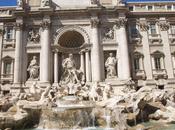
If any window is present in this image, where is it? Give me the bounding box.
[148,6,153,11]
[5,27,13,40]
[171,25,175,34]
[134,58,140,71]
[150,23,157,34]
[154,57,161,70]
[4,61,11,75]
[129,6,134,11]
[130,24,138,37]
[167,5,172,10]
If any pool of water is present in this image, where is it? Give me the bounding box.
[20,123,175,130]
[141,121,175,130]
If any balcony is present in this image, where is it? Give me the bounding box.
[148,34,162,44]
[169,34,175,44]
[153,69,167,79]
[3,39,15,49]
[1,74,13,84]
[134,70,146,80]
[130,34,142,44]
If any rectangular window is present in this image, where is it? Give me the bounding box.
[167,5,172,10]
[134,58,140,71]
[6,27,13,40]
[129,6,134,11]
[4,61,11,75]
[130,24,138,37]
[154,57,161,70]
[150,23,157,35]
[148,6,153,11]
[171,25,175,34]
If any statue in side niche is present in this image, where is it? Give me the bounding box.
[27,56,39,80]
[105,53,117,79]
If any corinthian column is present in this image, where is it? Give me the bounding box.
[90,17,105,82]
[85,49,91,82]
[80,51,85,74]
[115,17,130,79]
[53,49,59,86]
[14,22,23,85]
[40,17,51,84]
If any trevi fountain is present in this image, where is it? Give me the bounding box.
[0,52,175,130]
[0,0,175,130]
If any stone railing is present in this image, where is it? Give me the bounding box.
[153,69,167,79]
[148,34,162,44]
[3,39,16,48]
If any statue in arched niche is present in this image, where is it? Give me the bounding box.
[60,53,84,85]
[27,56,39,80]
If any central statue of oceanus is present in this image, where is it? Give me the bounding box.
[59,53,85,95]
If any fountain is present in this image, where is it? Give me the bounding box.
[1,54,175,130]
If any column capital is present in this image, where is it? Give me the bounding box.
[79,50,85,54]
[53,48,59,53]
[90,17,100,28]
[114,18,127,29]
[158,21,170,31]
[84,48,90,52]
[40,21,51,30]
[14,22,23,31]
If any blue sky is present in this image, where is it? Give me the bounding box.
[0,0,16,6]
[0,0,174,6]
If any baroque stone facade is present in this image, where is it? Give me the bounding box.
[0,0,175,93]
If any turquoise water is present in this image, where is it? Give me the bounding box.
[141,122,175,130]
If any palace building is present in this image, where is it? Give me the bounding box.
[0,0,175,93]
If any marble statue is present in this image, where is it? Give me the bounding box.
[17,0,23,7]
[105,53,117,79]
[103,83,114,100]
[60,54,80,84]
[28,30,40,43]
[41,0,51,7]
[27,56,39,80]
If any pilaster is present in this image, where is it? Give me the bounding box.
[40,16,51,85]
[139,18,153,80]
[13,18,23,87]
[90,16,104,82]
[159,18,174,79]
[0,23,3,84]
[115,15,130,80]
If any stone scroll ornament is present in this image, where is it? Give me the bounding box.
[27,56,40,80]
